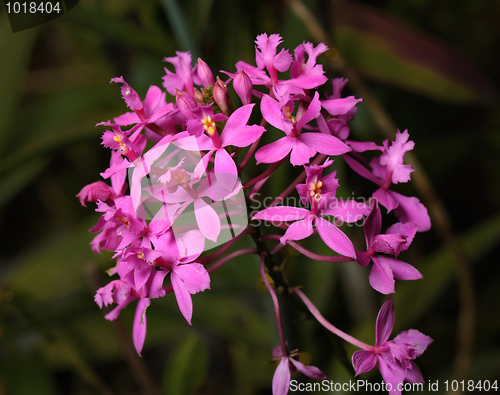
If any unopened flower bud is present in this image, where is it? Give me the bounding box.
[193,87,206,106]
[213,76,232,116]
[197,58,215,87]
[233,70,253,105]
[175,89,197,120]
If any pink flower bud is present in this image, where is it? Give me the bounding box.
[175,89,197,119]
[193,87,206,105]
[197,58,215,87]
[213,76,232,115]
[233,70,253,105]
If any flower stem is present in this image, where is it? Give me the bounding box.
[243,158,286,189]
[207,248,258,273]
[292,287,373,351]
[260,253,289,357]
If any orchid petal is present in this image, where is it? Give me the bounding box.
[394,329,433,358]
[255,137,293,164]
[392,192,431,232]
[289,138,316,166]
[352,350,377,376]
[369,256,395,294]
[252,206,310,222]
[364,201,382,247]
[272,357,291,395]
[298,132,351,156]
[314,216,356,258]
[280,216,314,244]
[261,94,285,131]
[171,270,194,324]
[404,361,425,384]
[214,148,238,191]
[378,256,423,281]
[194,198,221,242]
[289,358,327,380]
[220,104,255,141]
[133,297,151,356]
[377,356,406,395]
[375,297,395,345]
[297,92,321,131]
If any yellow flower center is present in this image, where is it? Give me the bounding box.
[284,106,296,124]
[202,116,216,136]
[309,179,322,201]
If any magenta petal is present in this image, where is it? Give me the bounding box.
[352,350,377,376]
[343,153,382,185]
[255,137,293,164]
[171,264,210,324]
[364,201,382,247]
[373,188,399,212]
[178,229,205,261]
[372,233,406,255]
[221,104,254,140]
[289,358,327,380]
[133,297,151,356]
[171,271,194,324]
[321,96,362,116]
[393,329,433,357]
[134,264,153,290]
[379,256,423,281]
[322,198,370,223]
[377,356,406,395]
[369,256,395,294]
[404,361,425,384]
[214,148,238,191]
[111,76,143,111]
[392,192,431,232]
[115,111,141,126]
[261,94,285,131]
[174,263,210,294]
[375,297,395,346]
[289,138,316,166]
[280,216,314,244]
[296,92,321,131]
[272,357,291,395]
[252,206,310,222]
[314,216,356,258]
[194,198,221,242]
[143,85,163,111]
[226,124,265,147]
[298,132,351,156]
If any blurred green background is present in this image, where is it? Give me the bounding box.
[1,0,500,394]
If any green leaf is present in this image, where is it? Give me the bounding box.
[161,330,208,395]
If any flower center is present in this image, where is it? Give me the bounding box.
[202,116,216,136]
[308,179,322,202]
[172,169,191,188]
[284,106,296,124]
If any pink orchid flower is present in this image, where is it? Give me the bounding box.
[352,297,433,395]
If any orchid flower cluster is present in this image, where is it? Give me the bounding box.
[77,33,433,394]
